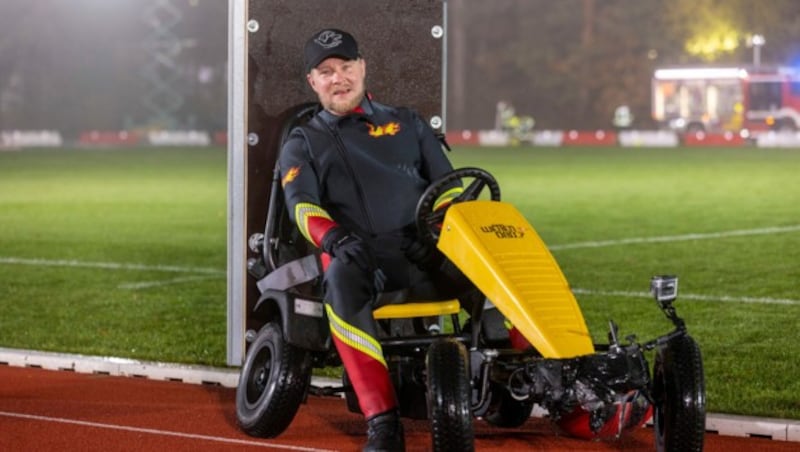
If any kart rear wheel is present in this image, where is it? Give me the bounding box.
[653,334,705,452]
[484,383,534,428]
[426,338,474,452]
[236,321,311,437]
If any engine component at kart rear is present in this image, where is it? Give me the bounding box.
[523,360,566,401]
[577,344,650,394]
[507,343,650,408]
[556,390,652,440]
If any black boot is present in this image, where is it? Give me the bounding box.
[363,410,405,452]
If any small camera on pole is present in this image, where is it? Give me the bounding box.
[650,275,678,308]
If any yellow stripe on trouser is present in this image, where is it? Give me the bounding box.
[325,305,387,367]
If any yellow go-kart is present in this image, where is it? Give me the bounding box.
[236,104,706,452]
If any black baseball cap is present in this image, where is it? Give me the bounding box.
[304,29,360,73]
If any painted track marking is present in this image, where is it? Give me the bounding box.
[0,410,335,452]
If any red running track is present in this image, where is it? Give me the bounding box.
[1,365,796,452]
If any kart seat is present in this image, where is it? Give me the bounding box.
[373,299,460,320]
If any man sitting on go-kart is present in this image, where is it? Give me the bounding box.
[278,28,511,452]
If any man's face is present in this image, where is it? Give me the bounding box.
[307,57,366,115]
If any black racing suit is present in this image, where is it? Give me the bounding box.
[278,97,459,419]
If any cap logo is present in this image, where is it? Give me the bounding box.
[314,30,343,49]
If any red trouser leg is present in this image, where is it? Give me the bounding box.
[326,304,397,418]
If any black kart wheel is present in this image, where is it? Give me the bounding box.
[236,321,311,437]
[426,338,474,452]
[484,383,534,428]
[415,167,501,244]
[653,334,706,452]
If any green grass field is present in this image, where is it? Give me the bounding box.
[1,145,798,419]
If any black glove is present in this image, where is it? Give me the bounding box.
[321,227,375,272]
[404,238,440,271]
[322,227,385,294]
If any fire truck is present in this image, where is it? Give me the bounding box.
[651,66,800,138]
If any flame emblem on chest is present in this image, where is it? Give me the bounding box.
[366,122,401,137]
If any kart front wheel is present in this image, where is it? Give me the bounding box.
[236,321,311,437]
[427,338,474,452]
[653,334,706,452]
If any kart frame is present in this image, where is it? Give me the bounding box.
[235,104,706,452]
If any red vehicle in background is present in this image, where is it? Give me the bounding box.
[652,66,800,139]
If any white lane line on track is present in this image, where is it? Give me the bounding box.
[572,288,800,306]
[549,224,800,250]
[0,257,224,275]
[0,411,336,452]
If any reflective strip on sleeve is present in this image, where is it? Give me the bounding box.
[294,202,333,246]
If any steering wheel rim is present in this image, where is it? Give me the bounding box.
[415,167,501,244]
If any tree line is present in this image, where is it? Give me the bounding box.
[2,0,799,133]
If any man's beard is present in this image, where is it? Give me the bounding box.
[325,85,365,115]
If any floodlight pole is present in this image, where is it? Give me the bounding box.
[751,34,765,68]
[141,0,186,128]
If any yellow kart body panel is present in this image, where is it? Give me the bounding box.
[437,200,594,358]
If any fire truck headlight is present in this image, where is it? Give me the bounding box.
[669,118,686,130]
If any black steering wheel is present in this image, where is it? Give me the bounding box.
[415,167,501,244]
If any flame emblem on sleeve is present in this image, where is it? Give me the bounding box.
[282,166,301,187]
[367,122,401,138]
